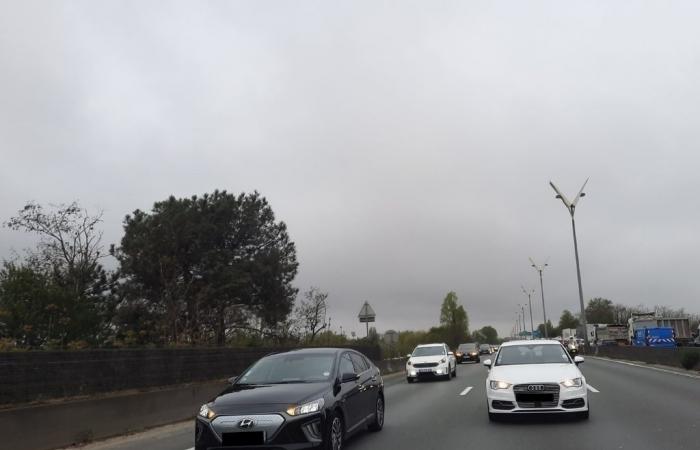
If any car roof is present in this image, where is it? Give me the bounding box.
[415,343,445,348]
[499,340,562,347]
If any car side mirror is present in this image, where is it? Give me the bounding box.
[406,354,412,358]
[228,375,239,384]
[448,352,454,357]
[483,359,492,369]
[574,356,584,365]
[341,372,359,383]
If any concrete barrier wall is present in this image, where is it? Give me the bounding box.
[595,345,700,369]
[0,352,401,450]
[0,380,226,450]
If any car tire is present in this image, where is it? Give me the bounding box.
[368,394,385,432]
[579,407,590,420]
[488,412,498,422]
[325,412,344,450]
[407,377,414,383]
[452,365,457,377]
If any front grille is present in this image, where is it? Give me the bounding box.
[513,383,560,408]
[413,362,438,368]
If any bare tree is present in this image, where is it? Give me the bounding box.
[295,287,328,343]
[5,201,107,297]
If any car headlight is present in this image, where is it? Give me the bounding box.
[456,352,463,356]
[406,360,412,366]
[440,358,447,364]
[286,398,325,416]
[560,377,583,388]
[469,352,477,356]
[199,404,217,420]
[489,380,511,390]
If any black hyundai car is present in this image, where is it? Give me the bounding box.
[195,348,384,450]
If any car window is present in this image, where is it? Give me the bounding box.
[458,344,477,351]
[339,353,356,375]
[350,353,369,372]
[495,344,572,366]
[238,353,335,384]
[412,346,445,357]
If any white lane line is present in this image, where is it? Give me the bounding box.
[185,448,194,450]
[590,356,700,380]
[586,384,600,393]
[459,386,473,396]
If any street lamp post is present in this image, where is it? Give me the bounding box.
[521,286,535,339]
[520,304,527,338]
[529,257,549,338]
[550,179,590,349]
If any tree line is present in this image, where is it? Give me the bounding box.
[0,192,349,350]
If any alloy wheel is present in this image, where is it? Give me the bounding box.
[331,416,343,450]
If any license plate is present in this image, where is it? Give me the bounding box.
[222,431,265,446]
[418,368,433,373]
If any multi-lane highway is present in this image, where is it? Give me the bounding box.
[73,357,699,450]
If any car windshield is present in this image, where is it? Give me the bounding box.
[412,346,444,357]
[480,344,491,350]
[458,344,477,351]
[495,344,572,366]
[238,353,335,384]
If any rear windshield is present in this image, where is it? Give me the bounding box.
[458,344,477,351]
[412,346,445,357]
[496,344,571,366]
[480,344,491,350]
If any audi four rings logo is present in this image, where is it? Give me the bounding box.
[238,418,255,429]
[527,385,545,391]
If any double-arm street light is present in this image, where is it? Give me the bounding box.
[550,179,590,349]
[529,257,549,338]
[521,286,535,339]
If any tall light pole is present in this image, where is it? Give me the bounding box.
[550,179,589,349]
[518,304,527,338]
[529,257,549,338]
[521,286,535,339]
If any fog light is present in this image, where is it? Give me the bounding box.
[436,369,444,374]
[410,370,417,376]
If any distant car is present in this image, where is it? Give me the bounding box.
[195,348,384,450]
[484,340,589,421]
[479,344,492,355]
[406,343,456,382]
[455,343,480,363]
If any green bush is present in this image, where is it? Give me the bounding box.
[679,349,700,370]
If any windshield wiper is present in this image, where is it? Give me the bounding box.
[268,380,314,384]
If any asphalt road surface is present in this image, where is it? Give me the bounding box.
[76,357,699,450]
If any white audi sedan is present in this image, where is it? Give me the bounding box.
[483,340,589,420]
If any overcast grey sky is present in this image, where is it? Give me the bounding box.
[2,1,700,338]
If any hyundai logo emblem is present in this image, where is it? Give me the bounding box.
[527,385,545,391]
[238,418,255,429]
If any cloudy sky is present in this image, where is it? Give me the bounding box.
[2,1,700,338]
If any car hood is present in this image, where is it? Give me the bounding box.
[211,382,329,412]
[408,355,445,364]
[489,364,582,384]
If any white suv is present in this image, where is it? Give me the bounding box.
[406,343,456,383]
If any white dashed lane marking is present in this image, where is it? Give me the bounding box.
[459,386,473,396]
[586,384,600,393]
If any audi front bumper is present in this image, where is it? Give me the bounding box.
[486,384,588,415]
